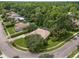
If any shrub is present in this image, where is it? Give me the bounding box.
[10,30,29,38]
[3,22,14,27]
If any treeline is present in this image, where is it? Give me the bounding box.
[0,2,79,40]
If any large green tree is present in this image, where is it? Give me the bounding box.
[25,34,46,53]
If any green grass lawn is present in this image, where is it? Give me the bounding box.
[47,31,74,48]
[6,26,16,34]
[14,38,27,48]
[14,37,63,49]
[47,39,64,48]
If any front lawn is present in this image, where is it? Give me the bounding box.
[47,39,64,48]
[13,37,64,49]
[13,32,73,50]
[6,26,16,34]
[47,31,74,48]
[12,31,79,52]
[14,38,27,48]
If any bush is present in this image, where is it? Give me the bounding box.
[3,22,14,27]
[10,30,29,38]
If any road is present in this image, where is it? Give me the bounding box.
[0,21,79,58]
[44,36,79,58]
[0,22,39,58]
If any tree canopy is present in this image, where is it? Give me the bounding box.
[25,34,46,53]
[0,2,79,40]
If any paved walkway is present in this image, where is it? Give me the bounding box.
[8,34,25,42]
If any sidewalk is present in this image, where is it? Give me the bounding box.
[8,34,26,42]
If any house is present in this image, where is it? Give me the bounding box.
[15,16,25,23]
[26,28,50,39]
[6,11,20,17]
[15,22,30,32]
[6,11,25,22]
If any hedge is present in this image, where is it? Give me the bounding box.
[10,29,29,38]
[3,22,14,27]
[10,25,37,38]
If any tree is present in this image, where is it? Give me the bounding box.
[25,34,46,53]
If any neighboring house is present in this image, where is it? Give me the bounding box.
[15,16,25,23]
[6,11,19,17]
[15,22,30,32]
[6,11,25,22]
[26,28,50,39]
